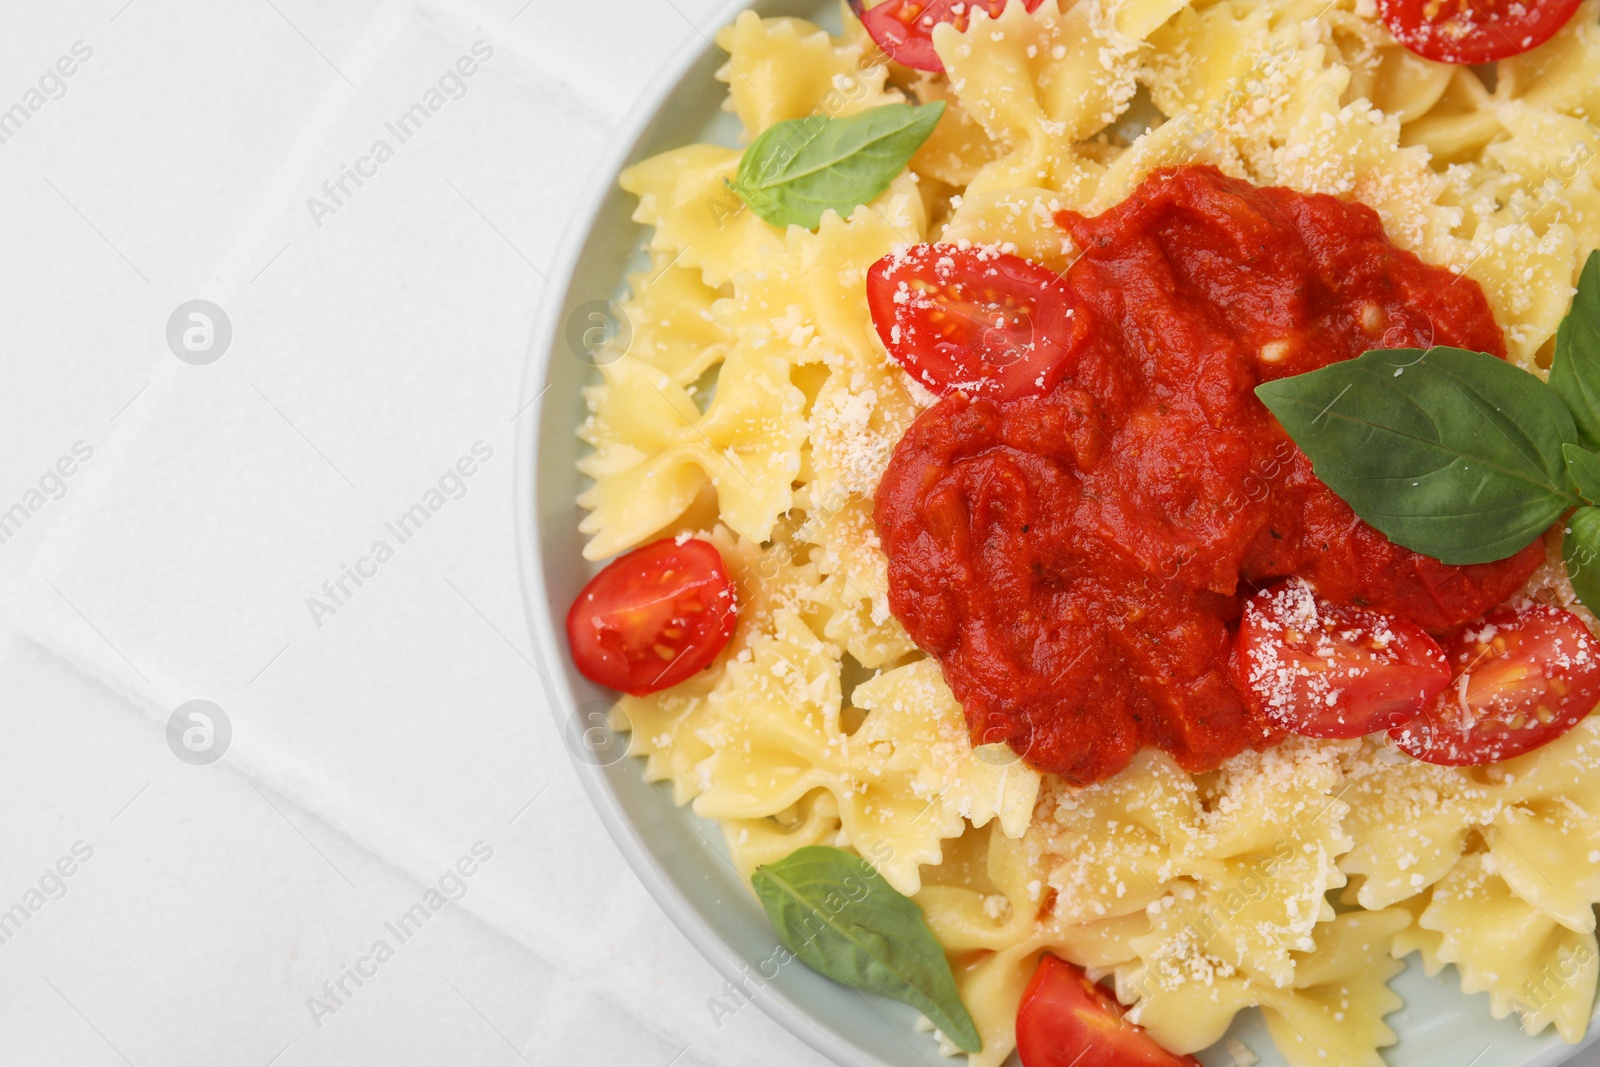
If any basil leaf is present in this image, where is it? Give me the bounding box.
[752,845,981,1052]
[1566,443,1600,503]
[1565,507,1600,616]
[1550,250,1600,449]
[729,102,944,230]
[1255,347,1578,565]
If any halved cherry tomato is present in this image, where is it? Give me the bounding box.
[851,0,1047,72]
[1016,955,1201,1067]
[1389,602,1600,765]
[866,244,1085,399]
[566,537,737,696]
[1234,579,1452,739]
[1376,0,1582,64]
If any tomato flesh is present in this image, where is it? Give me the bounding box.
[852,0,1047,72]
[1235,580,1452,739]
[1376,0,1582,63]
[866,244,1086,399]
[566,537,737,696]
[1016,955,1201,1067]
[1389,603,1600,765]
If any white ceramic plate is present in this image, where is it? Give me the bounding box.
[514,3,1600,1063]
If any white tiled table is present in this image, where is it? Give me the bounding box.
[0,2,831,1064]
[8,4,1600,1067]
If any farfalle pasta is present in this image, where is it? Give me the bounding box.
[575,0,1600,1063]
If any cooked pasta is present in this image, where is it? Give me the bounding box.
[579,0,1600,1062]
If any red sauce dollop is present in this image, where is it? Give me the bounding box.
[874,166,1545,785]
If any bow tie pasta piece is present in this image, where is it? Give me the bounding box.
[919,822,1044,954]
[1122,898,1408,1064]
[616,677,718,808]
[1352,45,1453,126]
[1487,802,1600,936]
[1479,717,1600,932]
[576,345,806,560]
[1341,717,1600,918]
[621,144,785,288]
[811,569,916,671]
[714,11,904,140]
[1337,745,1487,911]
[693,608,847,820]
[1345,719,1600,1041]
[851,660,1043,842]
[1109,0,1189,40]
[938,186,1083,270]
[1255,909,1410,1067]
[617,257,731,387]
[805,357,924,503]
[692,612,1032,896]
[1037,751,1200,925]
[1036,737,1353,988]
[1475,105,1600,241]
[1457,213,1578,369]
[1402,66,1504,163]
[905,72,1005,189]
[1405,853,1599,1042]
[932,0,1141,196]
[720,789,844,881]
[1454,112,1589,361]
[1176,739,1356,988]
[713,174,927,371]
[1117,889,1261,1053]
[1142,1,1276,136]
[799,491,917,670]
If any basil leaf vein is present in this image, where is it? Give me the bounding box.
[751,845,981,1052]
[728,102,944,230]
[1550,250,1600,449]
[1255,347,1578,565]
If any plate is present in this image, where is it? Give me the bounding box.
[514,2,1600,1063]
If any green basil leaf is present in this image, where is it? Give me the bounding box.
[728,102,944,230]
[1565,443,1600,503]
[1254,346,1578,565]
[752,845,981,1052]
[1550,250,1600,449]
[1565,506,1600,616]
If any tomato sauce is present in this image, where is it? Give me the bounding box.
[874,166,1544,784]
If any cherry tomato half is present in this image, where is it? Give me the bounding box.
[866,244,1085,399]
[566,537,737,697]
[851,0,1047,72]
[1016,955,1201,1067]
[1389,603,1600,765]
[1376,0,1582,64]
[1234,580,1452,739]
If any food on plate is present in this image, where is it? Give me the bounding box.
[850,0,1049,71]
[1374,0,1585,63]
[566,537,737,696]
[566,0,1600,1062]
[1014,954,1201,1067]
